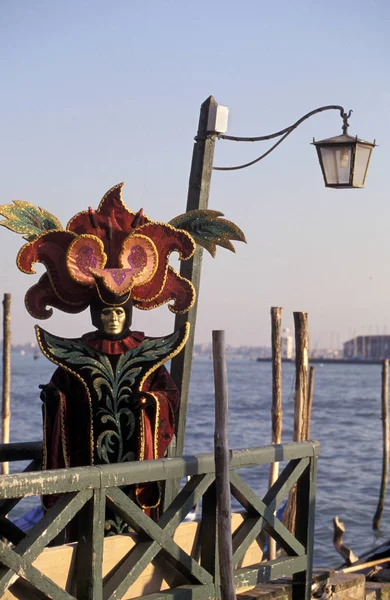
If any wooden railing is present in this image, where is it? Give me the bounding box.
[0,440,319,600]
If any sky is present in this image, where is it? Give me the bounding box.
[0,0,389,349]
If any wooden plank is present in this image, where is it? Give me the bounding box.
[199,481,218,583]
[231,459,309,566]
[159,474,215,530]
[230,458,310,534]
[0,466,101,499]
[0,490,92,595]
[76,489,105,600]
[229,471,305,558]
[129,582,217,600]
[233,555,308,590]
[0,459,42,518]
[2,514,262,600]
[229,458,310,565]
[0,443,319,500]
[0,515,25,545]
[97,443,319,488]
[0,442,42,462]
[105,487,213,599]
[0,538,76,600]
[103,474,214,600]
[293,455,318,600]
[263,458,310,511]
[232,515,265,567]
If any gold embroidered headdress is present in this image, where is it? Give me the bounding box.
[0,183,245,319]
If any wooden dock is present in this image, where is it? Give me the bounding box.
[0,440,319,600]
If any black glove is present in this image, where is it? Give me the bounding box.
[39,383,59,404]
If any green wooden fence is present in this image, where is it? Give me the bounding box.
[0,440,319,600]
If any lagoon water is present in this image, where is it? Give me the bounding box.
[2,352,389,567]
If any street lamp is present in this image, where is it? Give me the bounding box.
[312,111,375,189]
[168,97,375,507]
[212,104,375,189]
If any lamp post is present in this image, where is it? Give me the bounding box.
[214,104,375,189]
[167,97,375,509]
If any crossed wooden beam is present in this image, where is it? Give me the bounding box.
[0,455,313,599]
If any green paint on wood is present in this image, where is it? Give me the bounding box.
[0,490,92,595]
[0,440,318,599]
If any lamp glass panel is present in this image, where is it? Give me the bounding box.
[352,145,372,187]
[319,146,352,185]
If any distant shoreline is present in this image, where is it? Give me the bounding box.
[256,357,384,365]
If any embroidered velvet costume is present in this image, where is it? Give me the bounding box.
[39,327,184,528]
[0,182,245,532]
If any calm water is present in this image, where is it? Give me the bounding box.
[2,353,389,567]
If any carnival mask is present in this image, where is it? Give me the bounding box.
[0,183,246,319]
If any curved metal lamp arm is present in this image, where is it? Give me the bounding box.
[213,104,352,172]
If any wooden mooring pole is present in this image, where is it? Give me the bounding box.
[212,330,236,600]
[293,312,309,443]
[373,359,389,531]
[284,311,309,534]
[306,365,315,440]
[2,293,11,475]
[268,307,283,561]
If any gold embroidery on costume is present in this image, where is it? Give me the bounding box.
[59,392,70,468]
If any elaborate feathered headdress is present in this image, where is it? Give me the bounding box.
[0,183,245,319]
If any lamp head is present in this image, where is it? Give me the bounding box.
[312,110,376,189]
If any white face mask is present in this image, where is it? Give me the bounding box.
[99,307,127,336]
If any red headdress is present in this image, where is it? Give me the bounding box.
[0,183,245,319]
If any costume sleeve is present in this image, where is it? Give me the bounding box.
[40,369,67,472]
[40,368,91,471]
[136,365,180,511]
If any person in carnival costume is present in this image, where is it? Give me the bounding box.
[0,183,245,534]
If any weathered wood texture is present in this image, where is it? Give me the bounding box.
[212,331,236,600]
[0,441,42,462]
[165,97,218,512]
[0,442,319,600]
[373,359,389,531]
[2,515,262,600]
[294,448,318,600]
[170,96,217,457]
[268,307,283,561]
[333,516,359,565]
[2,294,11,475]
[0,442,319,500]
[283,312,309,537]
[293,312,309,443]
[306,365,315,440]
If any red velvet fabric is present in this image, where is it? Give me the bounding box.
[42,330,180,516]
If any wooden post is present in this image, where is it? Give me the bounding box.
[293,312,309,443]
[2,294,11,475]
[283,312,309,535]
[373,359,389,531]
[306,365,315,440]
[268,307,283,561]
[212,330,236,600]
[165,96,218,509]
